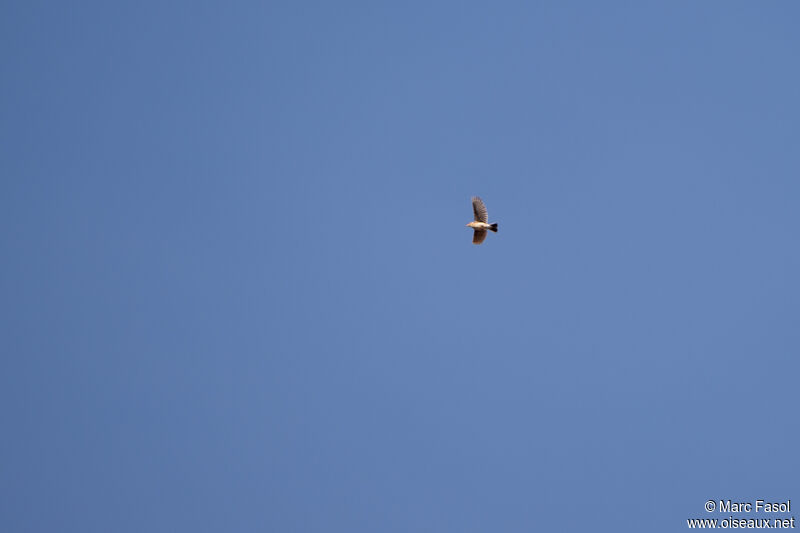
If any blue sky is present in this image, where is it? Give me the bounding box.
[2,2,798,531]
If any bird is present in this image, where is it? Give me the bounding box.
[466,196,498,245]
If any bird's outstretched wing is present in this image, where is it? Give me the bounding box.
[472,196,488,223]
[472,229,487,245]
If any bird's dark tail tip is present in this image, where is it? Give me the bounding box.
[489,223,498,232]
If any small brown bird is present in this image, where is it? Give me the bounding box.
[466,196,498,245]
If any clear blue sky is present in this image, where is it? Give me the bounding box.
[2,2,798,531]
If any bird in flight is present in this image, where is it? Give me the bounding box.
[466,196,498,245]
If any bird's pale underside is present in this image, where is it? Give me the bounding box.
[466,196,498,245]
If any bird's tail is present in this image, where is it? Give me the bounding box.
[489,223,498,232]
